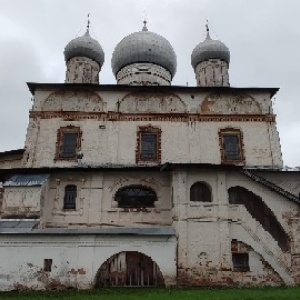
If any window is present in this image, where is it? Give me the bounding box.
[190,182,212,202]
[136,126,161,163]
[43,259,53,272]
[115,186,157,208]
[55,126,81,160]
[63,185,77,210]
[219,129,244,163]
[232,253,249,272]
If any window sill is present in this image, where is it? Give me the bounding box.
[52,209,83,216]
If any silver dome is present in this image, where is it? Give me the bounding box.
[191,28,230,69]
[64,30,105,67]
[111,23,177,78]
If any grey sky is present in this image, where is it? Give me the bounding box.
[0,0,299,166]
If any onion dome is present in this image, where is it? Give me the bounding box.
[64,27,105,67]
[111,21,177,78]
[191,24,230,69]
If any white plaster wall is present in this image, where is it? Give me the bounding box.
[23,88,282,169]
[26,120,281,168]
[0,234,177,291]
[2,186,41,217]
[42,171,172,228]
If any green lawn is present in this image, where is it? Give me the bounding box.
[1,287,300,300]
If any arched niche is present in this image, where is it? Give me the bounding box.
[95,251,165,287]
[190,181,212,202]
[201,93,262,114]
[42,90,106,112]
[119,92,186,113]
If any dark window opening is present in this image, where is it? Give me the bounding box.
[115,186,157,208]
[60,132,78,158]
[232,253,249,272]
[219,129,244,163]
[140,133,157,161]
[229,187,289,252]
[64,185,77,210]
[190,182,212,202]
[44,259,52,272]
[96,251,164,287]
[223,134,240,161]
[56,127,81,160]
[136,126,161,163]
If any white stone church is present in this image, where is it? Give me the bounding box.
[0,20,300,290]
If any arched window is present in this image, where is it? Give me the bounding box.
[115,186,157,208]
[228,186,289,251]
[190,182,212,202]
[63,185,77,210]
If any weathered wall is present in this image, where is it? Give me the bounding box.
[195,59,230,87]
[41,171,171,228]
[116,63,172,86]
[172,169,298,286]
[0,234,177,291]
[22,89,282,169]
[1,186,43,219]
[65,57,100,84]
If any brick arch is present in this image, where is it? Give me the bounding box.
[200,93,262,114]
[119,92,187,113]
[42,90,106,112]
[228,186,289,251]
[94,251,165,287]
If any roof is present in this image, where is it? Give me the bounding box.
[241,169,300,205]
[0,220,38,233]
[3,174,50,187]
[27,82,279,98]
[0,149,25,158]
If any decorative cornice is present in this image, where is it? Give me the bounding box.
[30,111,276,122]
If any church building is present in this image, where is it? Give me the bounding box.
[0,20,300,290]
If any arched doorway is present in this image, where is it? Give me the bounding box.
[95,251,165,287]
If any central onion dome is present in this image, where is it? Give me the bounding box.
[64,30,105,68]
[111,21,177,80]
[191,26,230,69]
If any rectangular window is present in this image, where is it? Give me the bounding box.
[232,253,249,272]
[136,126,161,163]
[55,127,81,160]
[140,132,157,160]
[63,185,77,210]
[219,129,244,164]
[43,259,53,272]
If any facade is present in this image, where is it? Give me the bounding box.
[0,21,300,290]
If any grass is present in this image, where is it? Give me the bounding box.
[1,287,300,300]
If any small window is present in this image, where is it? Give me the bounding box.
[141,133,157,160]
[190,182,212,202]
[64,185,77,210]
[219,129,244,163]
[232,253,249,272]
[136,126,161,163]
[55,126,81,160]
[44,259,52,272]
[115,186,157,208]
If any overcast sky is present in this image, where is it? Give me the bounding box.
[0,0,299,166]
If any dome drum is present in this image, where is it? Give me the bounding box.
[116,62,172,86]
